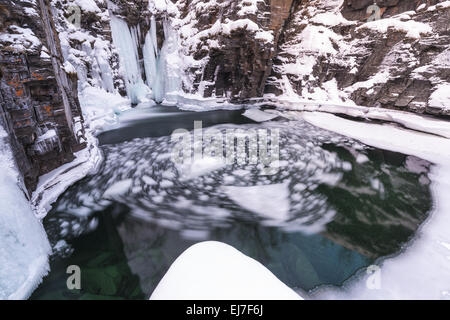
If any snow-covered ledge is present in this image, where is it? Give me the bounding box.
[258,96,450,139]
[150,241,303,300]
[162,93,450,139]
[31,87,131,219]
[31,129,103,219]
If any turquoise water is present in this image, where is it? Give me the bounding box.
[31,118,432,299]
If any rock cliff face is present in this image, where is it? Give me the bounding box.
[101,0,448,115]
[270,0,450,115]
[174,0,296,101]
[0,0,85,191]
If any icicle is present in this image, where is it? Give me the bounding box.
[110,15,149,104]
[162,19,181,97]
[143,17,181,103]
[143,16,164,103]
[32,129,62,155]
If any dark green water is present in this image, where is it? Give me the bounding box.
[31,118,433,300]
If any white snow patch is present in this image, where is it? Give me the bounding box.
[150,241,302,300]
[0,25,41,52]
[73,0,101,13]
[357,18,432,39]
[428,84,450,112]
[0,126,51,300]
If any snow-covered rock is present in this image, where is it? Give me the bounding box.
[270,0,450,115]
[150,241,303,300]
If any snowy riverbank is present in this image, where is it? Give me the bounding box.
[300,112,450,299]
[0,127,51,299]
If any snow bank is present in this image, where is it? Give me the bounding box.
[0,127,51,300]
[150,241,302,300]
[78,86,131,133]
[428,84,450,113]
[301,112,450,162]
[301,112,450,299]
[263,97,450,139]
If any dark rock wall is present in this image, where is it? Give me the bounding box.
[344,3,450,114]
[176,0,298,101]
[0,0,85,191]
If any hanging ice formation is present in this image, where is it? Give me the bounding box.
[143,17,181,103]
[110,15,150,104]
[109,5,182,104]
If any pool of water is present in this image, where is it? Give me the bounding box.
[31,114,433,300]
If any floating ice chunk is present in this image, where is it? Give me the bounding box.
[242,109,279,122]
[342,162,352,171]
[160,180,174,188]
[177,156,226,180]
[150,241,302,300]
[356,154,369,164]
[318,172,343,186]
[103,179,132,199]
[223,175,235,184]
[142,175,157,186]
[224,182,290,221]
[233,169,250,177]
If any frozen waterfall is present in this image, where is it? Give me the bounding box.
[110,15,150,104]
[109,10,181,104]
[143,17,181,103]
[143,17,164,103]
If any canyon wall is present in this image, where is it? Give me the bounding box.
[0,0,86,191]
[102,0,449,115]
[270,0,450,115]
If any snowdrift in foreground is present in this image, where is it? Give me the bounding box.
[150,241,302,300]
[301,112,450,299]
[0,127,51,300]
